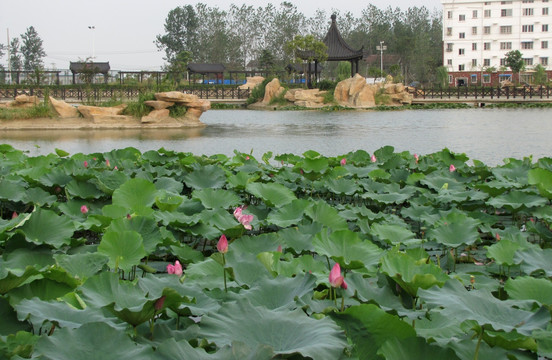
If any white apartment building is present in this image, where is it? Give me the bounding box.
[442,0,552,86]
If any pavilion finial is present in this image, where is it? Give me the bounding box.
[331,14,337,22]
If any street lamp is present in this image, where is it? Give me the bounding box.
[88,26,95,60]
[376,41,387,80]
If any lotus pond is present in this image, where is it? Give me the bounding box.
[1,144,552,359]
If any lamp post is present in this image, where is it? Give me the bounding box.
[376,41,387,80]
[88,26,95,60]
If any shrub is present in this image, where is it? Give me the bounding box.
[318,80,337,91]
[246,77,275,105]
[123,92,156,117]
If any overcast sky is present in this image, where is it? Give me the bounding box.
[2,0,442,71]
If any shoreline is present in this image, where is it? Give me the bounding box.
[0,117,206,130]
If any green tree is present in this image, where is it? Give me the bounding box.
[435,66,448,88]
[532,64,548,85]
[166,51,192,84]
[156,5,199,66]
[285,34,327,87]
[264,2,306,66]
[259,49,276,72]
[228,4,265,69]
[504,50,524,83]
[9,38,23,71]
[336,61,352,82]
[20,26,46,71]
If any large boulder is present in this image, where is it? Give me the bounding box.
[49,97,79,118]
[334,74,376,108]
[8,94,39,108]
[184,99,211,124]
[77,104,128,120]
[144,100,174,110]
[262,78,285,104]
[154,92,199,104]
[239,76,264,90]
[141,109,170,123]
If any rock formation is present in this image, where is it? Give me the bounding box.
[334,73,376,108]
[239,76,264,90]
[262,78,285,104]
[6,94,40,108]
[149,92,211,124]
[77,104,129,122]
[50,97,79,118]
[284,89,327,108]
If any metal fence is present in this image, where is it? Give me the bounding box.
[411,86,552,100]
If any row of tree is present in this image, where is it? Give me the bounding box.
[0,26,46,73]
[155,2,443,84]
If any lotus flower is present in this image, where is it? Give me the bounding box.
[80,205,89,214]
[449,164,456,172]
[11,211,17,219]
[370,154,377,163]
[84,161,88,168]
[329,263,347,289]
[217,234,228,254]
[154,295,166,311]
[106,159,110,167]
[495,233,500,241]
[340,158,346,166]
[234,206,253,230]
[277,244,282,253]
[414,153,419,163]
[167,260,183,276]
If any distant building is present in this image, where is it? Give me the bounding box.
[442,0,552,86]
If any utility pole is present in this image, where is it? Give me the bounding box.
[6,28,11,84]
[88,26,95,60]
[376,41,387,80]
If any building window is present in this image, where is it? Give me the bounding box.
[541,57,549,66]
[522,24,534,32]
[459,14,466,21]
[484,58,491,66]
[472,26,478,35]
[473,10,478,18]
[542,40,549,48]
[448,75,453,84]
[523,58,534,65]
[484,26,491,34]
[521,41,534,49]
[523,8,534,15]
[501,1,512,3]
[459,64,465,71]
[472,43,478,50]
[471,74,478,83]
[500,41,512,49]
[485,1,491,4]
[484,42,491,50]
[459,32,466,38]
[472,59,478,67]
[543,24,549,31]
[446,43,454,52]
[544,7,549,14]
[448,11,453,19]
[459,48,465,55]
[501,8,513,16]
[484,9,492,17]
[500,25,513,33]
[500,58,507,66]
[447,59,453,65]
[483,74,491,83]
[447,27,453,36]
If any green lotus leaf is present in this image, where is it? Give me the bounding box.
[414,311,469,343]
[330,304,416,360]
[362,192,412,205]
[155,192,184,212]
[278,226,317,253]
[485,237,537,266]
[21,187,57,206]
[313,229,383,271]
[533,329,552,358]
[370,223,416,245]
[0,212,32,233]
[14,298,122,329]
[101,204,130,219]
[0,297,31,335]
[0,330,38,359]
[185,258,231,289]
[200,208,241,231]
[486,190,547,210]
[505,277,552,306]
[227,171,259,189]
[323,177,360,195]
[65,179,105,199]
[199,299,347,359]
[427,210,480,247]
[305,200,348,230]
[246,182,296,207]
[33,322,155,360]
[16,208,75,249]
[112,178,158,213]
[267,199,311,228]
[378,336,460,360]
[528,168,552,199]
[191,188,241,209]
[418,279,551,335]
[8,277,75,304]
[380,248,449,297]
[493,164,530,185]
[156,338,274,360]
[514,247,552,277]
[53,253,109,281]
[97,230,146,272]
[90,170,130,195]
[240,274,316,310]
[170,244,205,264]
[0,179,27,202]
[154,176,184,194]
[183,164,227,189]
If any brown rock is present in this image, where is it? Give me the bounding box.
[293,89,326,103]
[144,100,174,110]
[155,91,198,104]
[77,104,127,120]
[7,94,39,108]
[284,89,298,102]
[334,74,375,108]
[49,97,79,118]
[141,109,170,123]
[239,76,264,90]
[262,78,285,104]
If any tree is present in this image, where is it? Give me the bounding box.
[336,61,352,82]
[435,66,448,88]
[156,6,200,66]
[285,34,327,87]
[532,64,548,86]
[165,51,191,84]
[9,38,23,71]
[259,49,276,72]
[20,26,46,71]
[504,50,524,83]
[228,4,265,69]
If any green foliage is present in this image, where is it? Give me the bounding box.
[285,34,328,63]
[435,66,449,88]
[504,50,525,82]
[336,61,352,82]
[0,103,55,120]
[246,77,273,105]
[532,64,548,86]
[374,87,391,105]
[123,92,156,117]
[20,26,46,71]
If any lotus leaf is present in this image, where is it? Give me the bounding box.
[183,164,227,189]
[112,178,158,213]
[427,210,480,247]
[514,247,552,276]
[192,188,240,209]
[266,199,311,228]
[246,182,296,207]
[97,230,146,272]
[377,336,460,360]
[486,190,547,210]
[370,223,416,245]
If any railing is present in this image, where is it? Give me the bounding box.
[0,86,250,102]
[410,86,552,100]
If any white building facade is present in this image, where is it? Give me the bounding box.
[442,0,552,86]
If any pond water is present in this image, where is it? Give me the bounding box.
[1,108,551,166]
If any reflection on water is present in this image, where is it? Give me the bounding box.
[1,108,552,166]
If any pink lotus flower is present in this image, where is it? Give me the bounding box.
[84,161,88,168]
[329,263,347,289]
[340,158,346,166]
[495,233,500,241]
[217,234,228,254]
[414,154,419,163]
[449,164,456,172]
[167,260,183,275]
[370,154,377,163]
[80,205,89,214]
[234,206,253,230]
[154,295,166,311]
[12,211,18,219]
[277,244,282,253]
[106,159,110,167]
[245,156,250,160]
[114,166,118,170]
